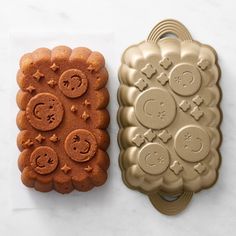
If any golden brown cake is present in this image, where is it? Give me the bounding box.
[17,46,110,193]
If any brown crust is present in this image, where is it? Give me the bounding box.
[17,46,110,193]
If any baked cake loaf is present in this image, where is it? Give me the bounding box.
[16,46,110,193]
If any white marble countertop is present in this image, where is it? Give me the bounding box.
[1,0,236,235]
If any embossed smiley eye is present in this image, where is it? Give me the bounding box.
[59,69,88,98]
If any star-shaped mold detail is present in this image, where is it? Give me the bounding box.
[160,57,172,70]
[132,134,145,147]
[49,134,59,143]
[84,165,93,172]
[141,63,156,79]
[50,63,59,72]
[35,133,45,143]
[197,59,209,71]
[33,70,44,81]
[190,106,204,120]
[83,99,91,107]
[144,129,156,142]
[61,164,71,174]
[134,78,148,91]
[170,161,183,175]
[192,95,203,106]
[194,163,206,174]
[70,105,78,113]
[26,85,35,93]
[157,72,169,85]
[47,79,57,88]
[81,111,90,121]
[158,130,172,143]
[179,100,191,112]
[23,139,34,148]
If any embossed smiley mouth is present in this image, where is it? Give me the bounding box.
[80,141,90,154]
[33,103,44,120]
[184,137,203,153]
[72,135,91,154]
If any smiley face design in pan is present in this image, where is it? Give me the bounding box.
[26,93,64,131]
[174,125,210,162]
[138,143,170,175]
[169,63,202,96]
[134,88,176,129]
[65,129,98,162]
[59,69,88,98]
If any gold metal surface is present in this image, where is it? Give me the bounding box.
[117,19,222,215]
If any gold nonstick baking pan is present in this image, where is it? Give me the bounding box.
[117,19,222,215]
